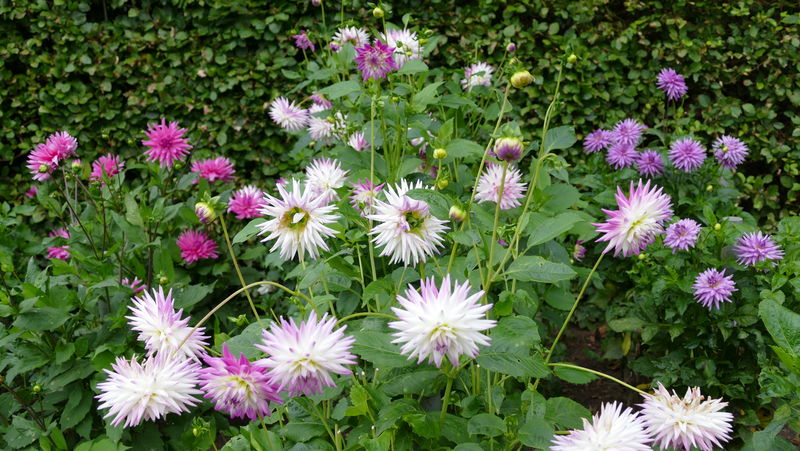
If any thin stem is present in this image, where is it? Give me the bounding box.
[484,162,508,298]
[56,172,100,259]
[219,214,261,324]
[547,363,646,395]
[439,373,455,426]
[310,401,340,451]
[1,382,45,431]
[367,94,379,282]
[336,311,396,326]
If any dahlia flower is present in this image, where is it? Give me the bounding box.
[368,179,449,266]
[712,135,748,170]
[331,26,369,50]
[24,186,38,198]
[191,157,236,183]
[656,68,688,101]
[46,131,79,159]
[693,268,737,310]
[551,402,653,451]
[307,111,346,143]
[122,277,147,295]
[292,30,315,51]
[228,185,267,219]
[492,137,523,162]
[664,219,701,253]
[347,131,369,151]
[474,163,527,210]
[350,179,384,215]
[733,231,784,267]
[310,92,332,109]
[636,149,665,177]
[96,353,202,428]
[90,154,125,184]
[461,62,494,91]
[199,344,283,420]
[176,229,219,263]
[142,119,192,168]
[256,312,356,396]
[639,383,734,451]
[269,97,309,131]
[607,142,639,169]
[381,28,421,68]
[573,240,587,262]
[389,276,495,367]
[355,41,398,81]
[611,118,647,146]
[669,137,706,172]
[46,228,71,260]
[126,286,209,361]
[257,179,339,261]
[306,157,349,204]
[593,179,673,257]
[583,129,613,153]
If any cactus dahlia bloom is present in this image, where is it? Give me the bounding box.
[712,135,749,170]
[292,30,315,51]
[611,118,647,146]
[269,97,309,131]
[331,26,369,50]
[199,344,283,420]
[142,119,192,168]
[389,276,495,367]
[381,28,421,68]
[355,41,398,81]
[176,229,219,263]
[550,402,653,451]
[90,154,125,184]
[96,353,202,428]
[46,228,71,260]
[593,179,673,258]
[474,163,527,210]
[306,157,349,204]
[669,137,706,172]
[349,179,384,215]
[367,179,449,266]
[191,157,236,183]
[733,231,784,267]
[126,286,209,361]
[461,62,494,91]
[606,142,639,169]
[636,149,665,177]
[347,131,369,151]
[583,129,614,153]
[228,185,267,219]
[256,312,355,396]
[656,68,688,101]
[121,277,147,295]
[27,131,78,181]
[257,179,339,261]
[693,268,737,310]
[639,383,734,451]
[663,218,702,253]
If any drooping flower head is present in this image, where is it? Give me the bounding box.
[176,229,219,263]
[126,286,209,361]
[389,276,496,367]
[331,26,369,50]
[669,137,706,172]
[142,119,192,168]
[461,62,494,91]
[306,157,349,204]
[611,118,647,146]
[256,312,356,396]
[656,68,688,101]
[607,142,639,169]
[191,157,236,183]
[664,218,701,253]
[122,277,147,295]
[228,185,267,219]
[693,268,737,310]
[639,383,734,451]
[733,231,784,267]
[551,402,653,451]
[712,135,748,170]
[96,354,202,428]
[46,228,71,260]
[573,240,587,262]
[199,344,283,421]
[636,149,665,177]
[593,179,674,257]
[257,179,340,261]
[90,154,125,184]
[269,97,309,131]
[474,163,527,210]
[355,41,398,81]
[367,179,449,266]
[583,129,614,153]
[292,30,315,51]
[381,28,421,68]
[492,137,524,162]
[347,131,369,151]
[349,179,384,215]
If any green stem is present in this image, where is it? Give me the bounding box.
[219,214,261,324]
[310,401,340,451]
[367,93,379,282]
[336,311,396,325]
[484,162,508,299]
[439,373,455,426]
[547,363,646,395]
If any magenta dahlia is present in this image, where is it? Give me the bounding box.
[142,119,192,168]
[656,68,688,101]
[228,185,267,219]
[191,157,236,183]
[90,154,125,184]
[176,229,219,263]
[46,228,71,260]
[355,41,398,81]
[693,268,737,310]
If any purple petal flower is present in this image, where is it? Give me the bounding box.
[656,68,688,101]
[355,41,398,81]
[583,129,613,153]
[663,218,701,253]
[712,135,748,170]
[611,118,647,147]
[693,268,737,310]
[292,30,315,51]
[606,142,639,169]
[636,149,665,177]
[668,137,706,172]
[733,231,784,267]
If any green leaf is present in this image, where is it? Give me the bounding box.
[397,157,423,178]
[232,218,266,244]
[476,352,550,378]
[175,283,215,310]
[545,397,591,429]
[759,300,800,355]
[225,322,265,360]
[406,188,452,219]
[526,212,584,246]
[544,126,576,152]
[396,59,428,75]
[467,413,506,437]
[124,194,143,227]
[318,80,361,99]
[280,422,326,442]
[490,315,541,355]
[13,307,70,331]
[345,384,370,416]
[351,330,415,368]
[381,369,441,396]
[608,317,645,332]
[518,417,555,448]
[61,389,92,429]
[375,399,420,434]
[412,81,443,111]
[505,256,577,283]
[553,366,599,384]
[445,139,484,162]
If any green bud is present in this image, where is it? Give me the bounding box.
[449,205,467,222]
[567,53,578,64]
[32,384,42,393]
[511,70,534,89]
[38,164,50,173]
[192,427,200,437]
[433,148,447,160]
[714,223,721,231]
[637,253,646,260]
[706,184,713,191]
[159,275,169,285]
[372,7,384,18]
[436,179,449,190]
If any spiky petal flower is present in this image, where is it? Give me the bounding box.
[90,154,125,184]
[96,354,202,428]
[176,229,219,263]
[669,137,706,172]
[292,30,315,51]
[46,228,71,260]
[636,149,665,177]
[306,157,349,204]
[389,276,495,367]
[257,179,339,261]
[368,180,449,266]
[583,129,614,153]
[611,118,647,146]
[551,402,653,451]
[607,142,639,169]
[228,185,267,219]
[657,68,688,101]
[331,26,369,50]
[269,97,309,131]
[733,231,784,267]
[664,219,701,253]
[199,344,282,420]
[573,240,587,262]
[122,277,147,295]
[310,92,332,109]
[142,119,192,168]
[461,62,494,91]
[355,41,398,81]
[693,268,737,310]
[27,143,61,181]
[347,131,369,151]
[350,179,384,215]
[126,286,209,361]
[256,312,355,396]
[46,131,79,159]
[307,111,347,143]
[712,135,748,170]
[25,186,38,198]
[593,179,673,257]
[381,28,421,68]
[639,383,734,451]
[474,163,527,210]
[191,157,236,183]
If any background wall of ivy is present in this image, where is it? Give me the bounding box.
[2,0,798,218]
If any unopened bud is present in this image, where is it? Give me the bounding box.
[195,202,216,224]
[449,205,467,222]
[372,7,384,18]
[433,148,447,160]
[638,253,646,260]
[70,159,82,170]
[436,179,449,190]
[159,275,169,285]
[329,42,341,52]
[567,53,578,64]
[706,184,713,191]
[311,0,321,6]
[493,137,523,162]
[32,384,42,393]
[192,427,200,437]
[511,70,534,89]
[506,42,516,53]
[714,223,721,231]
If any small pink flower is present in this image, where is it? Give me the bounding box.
[355,41,398,81]
[292,30,315,51]
[176,229,219,263]
[228,186,267,219]
[121,277,147,295]
[90,154,125,184]
[25,186,38,198]
[47,228,71,260]
[191,157,236,183]
[142,119,192,168]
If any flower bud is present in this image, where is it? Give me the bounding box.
[70,159,83,171]
[567,53,578,64]
[192,427,200,437]
[511,70,534,89]
[32,384,41,393]
[372,7,384,18]
[436,179,449,190]
[638,253,646,260]
[329,42,341,52]
[195,202,216,224]
[492,137,524,162]
[506,42,516,53]
[159,275,169,285]
[714,223,721,231]
[706,184,713,191]
[449,205,467,222]
[311,0,321,6]
[433,148,447,160]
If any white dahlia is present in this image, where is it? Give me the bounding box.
[381,28,422,68]
[551,402,653,451]
[269,97,308,131]
[306,157,349,204]
[474,162,527,210]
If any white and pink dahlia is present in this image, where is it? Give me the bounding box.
[474,163,527,210]
[228,185,267,219]
[593,179,673,257]
[270,97,308,131]
[257,179,339,261]
[347,131,369,152]
[350,179,384,215]
[367,179,449,266]
[142,119,192,168]
[390,276,495,367]
[461,62,494,91]
[331,26,369,50]
[306,157,349,204]
[256,312,356,396]
[126,286,209,361]
[551,402,653,451]
[96,353,202,428]
[639,383,733,451]
[381,28,422,68]
[307,111,347,143]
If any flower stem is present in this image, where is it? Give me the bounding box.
[484,162,508,299]
[219,214,261,324]
[335,311,397,326]
[439,372,455,426]
[547,362,646,395]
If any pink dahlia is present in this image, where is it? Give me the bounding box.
[191,157,236,183]
[573,240,587,262]
[669,137,706,172]
[611,118,647,146]
[27,143,61,181]
[663,218,701,253]
[90,154,125,184]
[583,129,613,153]
[636,149,665,177]
[310,92,333,109]
[347,131,369,152]
[228,185,267,219]
[606,142,639,169]
[24,186,38,198]
[176,229,219,263]
[46,228,71,260]
[693,268,737,310]
[656,68,688,101]
[712,135,748,170]
[733,231,784,267]
[142,119,192,168]
[593,179,673,257]
[47,131,79,160]
[292,30,315,51]
[355,41,398,81]
[121,277,147,295]
[269,97,309,131]
[349,179,384,215]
